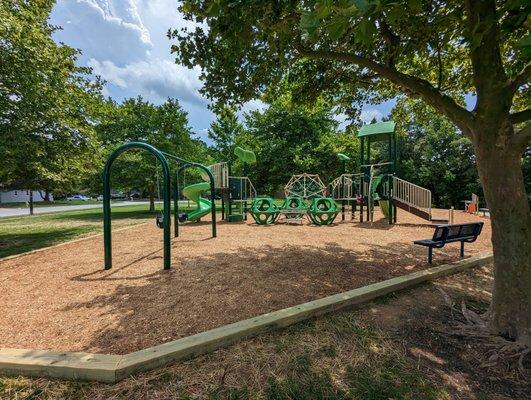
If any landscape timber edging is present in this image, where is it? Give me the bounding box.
[0,253,493,383]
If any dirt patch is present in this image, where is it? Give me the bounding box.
[0,208,492,355]
[359,265,529,399]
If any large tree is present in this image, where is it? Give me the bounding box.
[0,0,104,212]
[239,94,357,194]
[208,105,244,164]
[96,96,207,211]
[171,1,530,344]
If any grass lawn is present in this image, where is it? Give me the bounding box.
[0,203,222,258]
[0,264,526,399]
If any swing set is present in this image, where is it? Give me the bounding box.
[102,142,217,271]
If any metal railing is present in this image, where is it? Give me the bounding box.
[229,176,257,201]
[393,176,432,219]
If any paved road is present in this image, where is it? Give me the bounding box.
[0,201,155,218]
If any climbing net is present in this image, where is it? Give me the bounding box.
[284,173,327,199]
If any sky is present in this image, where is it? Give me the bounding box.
[50,0,393,142]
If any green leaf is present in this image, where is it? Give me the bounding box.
[356,18,376,45]
[515,33,531,58]
[315,1,331,18]
[327,16,350,40]
[300,11,320,34]
[407,0,422,12]
[351,0,369,12]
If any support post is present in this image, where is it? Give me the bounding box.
[103,142,171,270]
[359,137,364,223]
[174,172,179,237]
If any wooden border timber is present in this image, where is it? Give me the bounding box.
[0,253,493,383]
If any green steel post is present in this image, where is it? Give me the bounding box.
[174,172,179,237]
[341,159,346,221]
[366,137,371,221]
[103,142,171,270]
[227,162,233,217]
[359,137,364,222]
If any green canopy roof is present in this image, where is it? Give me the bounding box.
[357,121,396,141]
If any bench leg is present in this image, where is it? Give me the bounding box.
[428,247,433,264]
[460,241,465,258]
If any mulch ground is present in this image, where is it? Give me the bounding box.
[0,208,492,355]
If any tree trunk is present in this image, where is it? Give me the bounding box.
[29,190,34,215]
[149,192,155,213]
[473,124,530,346]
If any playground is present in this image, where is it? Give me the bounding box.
[0,121,494,381]
[0,207,491,355]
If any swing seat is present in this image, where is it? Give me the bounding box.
[156,214,164,229]
[178,212,188,223]
[156,213,171,229]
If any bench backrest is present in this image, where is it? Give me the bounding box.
[432,222,483,242]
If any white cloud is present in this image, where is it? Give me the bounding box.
[88,58,207,107]
[360,108,383,123]
[52,0,152,65]
[50,0,214,135]
[332,112,351,130]
[239,99,268,117]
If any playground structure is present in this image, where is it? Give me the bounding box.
[329,121,443,225]
[206,146,257,222]
[103,122,445,268]
[103,142,256,270]
[2,123,491,383]
[249,121,443,226]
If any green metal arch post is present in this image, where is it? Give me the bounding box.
[103,142,172,270]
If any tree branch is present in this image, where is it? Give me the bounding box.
[378,19,400,68]
[510,109,531,124]
[507,61,531,93]
[294,46,474,136]
[510,122,531,152]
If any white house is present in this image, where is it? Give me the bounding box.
[0,190,53,204]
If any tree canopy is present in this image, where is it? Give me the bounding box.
[0,0,105,197]
[94,96,208,210]
[392,99,482,208]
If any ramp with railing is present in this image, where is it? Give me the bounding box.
[392,177,432,221]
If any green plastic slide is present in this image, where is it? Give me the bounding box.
[182,182,212,221]
[370,175,383,201]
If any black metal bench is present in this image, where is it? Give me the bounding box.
[414,222,484,263]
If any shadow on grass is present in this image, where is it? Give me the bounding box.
[0,226,96,258]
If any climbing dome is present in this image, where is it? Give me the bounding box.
[280,195,307,211]
[307,197,339,225]
[249,197,279,225]
[284,173,327,199]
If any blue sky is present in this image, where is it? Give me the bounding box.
[50,0,393,142]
